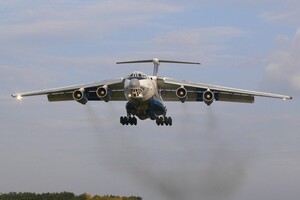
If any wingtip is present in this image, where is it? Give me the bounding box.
[283,96,293,100]
[12,94,22,100]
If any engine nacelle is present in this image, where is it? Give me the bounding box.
[176,87,187,103]
[73,89,88,105]
[203,90,214,106]
[96,86,111,102]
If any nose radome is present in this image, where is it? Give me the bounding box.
[129,78,140,89]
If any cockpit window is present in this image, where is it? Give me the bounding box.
[129,71,147,79]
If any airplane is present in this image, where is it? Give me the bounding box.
[12,58,292,126]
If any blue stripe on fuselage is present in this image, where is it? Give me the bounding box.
[126,96,166,120]
[147,96,166,119]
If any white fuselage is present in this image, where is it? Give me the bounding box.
[123,72,166,121]
[124,71,157,104]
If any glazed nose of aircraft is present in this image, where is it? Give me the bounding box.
[129,78,140,89]
[128,78,143,98]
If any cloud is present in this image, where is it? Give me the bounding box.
[0,1,181,41]
[153,27,248,46]
[260,12,300,26]
[0,0,183,79]
[263,28,300,93]
[0,0,183,90]
[148,27,249,65]
[256,0,300,26]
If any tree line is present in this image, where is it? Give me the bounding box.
[0,192,142,200]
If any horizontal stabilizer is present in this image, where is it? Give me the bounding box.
[117,60,154,64]
[117,58,200,76]
[117,59,200,65]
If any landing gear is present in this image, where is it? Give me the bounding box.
[120,115,172,126]
[156,116,172,126]
[120,116,137,126]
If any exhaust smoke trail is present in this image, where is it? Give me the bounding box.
[84,103,247,200]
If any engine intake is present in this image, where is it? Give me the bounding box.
[73,89,88,104]
[203,90,214,106]
[176,87,187,103]
[96,86,111,102]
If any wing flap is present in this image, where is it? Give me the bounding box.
[47,93,73,102]
[217,92,254,103]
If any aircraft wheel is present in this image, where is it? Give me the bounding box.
[163,116,172,126]
[156,117,161,126]
[124,117,129,125]
[159,117,164,126]
[121,116,137,126]
[129,117,137,125]
[120,116,129,125]
[129,117,133,125]
[168,117,172,126]
[164,117,169,126]
[120,116,125,125]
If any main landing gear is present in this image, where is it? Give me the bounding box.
[120,116,172,126]
[120,116,137,125]
[156,116,172,126]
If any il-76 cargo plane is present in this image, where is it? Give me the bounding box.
[12,58,292,126]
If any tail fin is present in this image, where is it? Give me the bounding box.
[116,58,200,76]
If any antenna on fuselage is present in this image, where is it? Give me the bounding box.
[116,58,200,76]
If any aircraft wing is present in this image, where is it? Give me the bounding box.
[12,78,126,102]
[157,77,292,103]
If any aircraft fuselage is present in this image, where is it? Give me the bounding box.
[123,71,167,122]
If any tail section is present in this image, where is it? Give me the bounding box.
[116,58,200,76]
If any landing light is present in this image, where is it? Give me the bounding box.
[16,94,22,100]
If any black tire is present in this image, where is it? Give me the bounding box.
[156,118,160,126]
[133,117,137,125]
[159,117,164,126]
[120,116,125,125]
[168,117,172,126]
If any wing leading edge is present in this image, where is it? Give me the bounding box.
[157,77,292,103]
[12,78,126,102]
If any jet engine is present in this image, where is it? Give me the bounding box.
[96,86,111,102]
[73,89,88,104]
[176,87,187,103]
[203,89,214,105]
